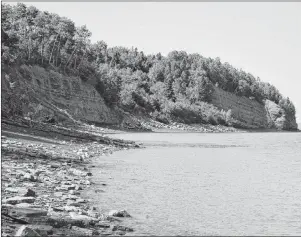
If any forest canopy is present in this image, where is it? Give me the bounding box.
[1,3,296,126]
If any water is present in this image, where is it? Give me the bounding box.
[84,132,301,236]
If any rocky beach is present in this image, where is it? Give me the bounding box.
[1,119,138,237]
[2,113,297,236]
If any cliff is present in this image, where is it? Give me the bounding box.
[211,87,297,130]
[1,64,297,131]
[1,64,122,125]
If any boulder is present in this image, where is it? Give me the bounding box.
[108,210,131,218]
[22,173,37,182]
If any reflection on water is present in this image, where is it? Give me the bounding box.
[83,132,301,236]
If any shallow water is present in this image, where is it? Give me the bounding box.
[84,132,301,236]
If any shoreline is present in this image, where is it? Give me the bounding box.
[109,117,300,134]
[1,120,138,237]
[1,118,299,236]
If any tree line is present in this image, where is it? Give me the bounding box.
[1,3,296,126]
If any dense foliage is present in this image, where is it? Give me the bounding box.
[1,3,296,126]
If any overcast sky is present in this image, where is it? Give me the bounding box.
[12,2,301,125]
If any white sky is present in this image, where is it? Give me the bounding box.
[9,2,301,125]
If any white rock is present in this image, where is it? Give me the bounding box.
[15,225,41,237]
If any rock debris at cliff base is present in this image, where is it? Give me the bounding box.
[1,120,137,237]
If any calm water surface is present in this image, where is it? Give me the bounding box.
[84,132,301,236]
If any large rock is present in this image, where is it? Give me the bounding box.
[22,173,37,182]
[46,215,90,228]
[108,210,131,218]
[15,225,41,237]
[5,187,36,197]
[5,206,47,218]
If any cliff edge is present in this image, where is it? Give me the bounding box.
[1,64,297,131]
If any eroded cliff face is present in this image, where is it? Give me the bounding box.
[211,87,268,128]
[1,65,122,125]
[1,64,297,131]
[264,100,298,131]
[211,87,297,130]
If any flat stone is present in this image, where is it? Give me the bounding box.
[71,226,95,236]
[66,201,81,207]
[114,230,126,235]
[55,186,68,191]
[46,216,89,228]
[87,210,100,219]
[68,190,80,195]
[75,198,87,204]
[50,163,60,169]
[27,225,53,236]
[64,206,79,212]
[112,225,134,232]
[54,192,63,197]
[67,185,76,190]
[95,189,105,193]
[15,203,42,208]
[52,207,64,212]
[63,194,78,201]
[4,196,35,205]
[69,212,97,222]
[96,221,111,228]
[5,187,36,197]
[6,206,47,218]
[75,185,83,190]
